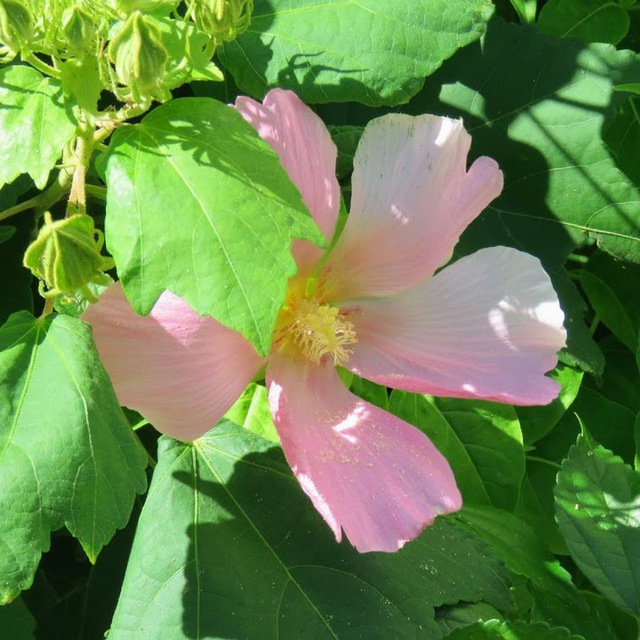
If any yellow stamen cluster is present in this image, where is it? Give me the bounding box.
[275,285,357,366]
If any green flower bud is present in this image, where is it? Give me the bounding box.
[108,11,168,101]
[0,0,32,57]
[23,212,115,300]
[61,5,95,53]
[192,0,253,43]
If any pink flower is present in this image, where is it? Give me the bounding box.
[83,89,566,553]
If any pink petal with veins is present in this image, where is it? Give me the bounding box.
[82,283,264,441]
[234,89,340,272]
[323,114,503,299]
[347,246,566,405]
[267,355,461,553]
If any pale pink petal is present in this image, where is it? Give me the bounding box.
[82,283,264,441]
[346,247,566,405]
[266,356,461,553]
[234,89,340,272]
[322,114,503,300]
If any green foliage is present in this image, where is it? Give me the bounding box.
[389,392,525,510]
[0,312,147,603]
[104,97,323,355]
[218,0,495,105]
[406,18,640,265]
[0,597,35,638]
[445,620,584,639]
[0,65,76,190]
[108,422,518,639]
[537,0,630,45]
[555,433,640,616]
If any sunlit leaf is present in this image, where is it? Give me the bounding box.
[555,433,640,616]
[0,66,77,189]
[219,0,495,105]
[105,97,324,355]
[108,422,518,639]
[0,312,147,603]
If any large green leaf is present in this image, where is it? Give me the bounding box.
[406,18,640,264]
[0,66,77,189]
[105,97,323,355]
[0,312,148,604]
[388,393,524,511]
[555,434,640,616]
[108,422,517,639]
[218,0,495,106]
[537,0,630,45]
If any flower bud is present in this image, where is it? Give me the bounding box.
[192,0,253,43]
[23,212,115,299]
[61,5,95,53]
[108,11,168,101]
[0,0,32,57]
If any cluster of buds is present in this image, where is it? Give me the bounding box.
[23,211,115,303]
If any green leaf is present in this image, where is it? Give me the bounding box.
[0,598,35,638]
[435,602,503,636]
[224,382,279,443]
[104,97,324,355]
[457,504,617,638]
[108,422,518,639]
[509,0,537,24]
[445,620,583,639]
[0,312,148,603]
[580,251,640,353]
[537,0,630,45]
[0,66,77,190]
[406,18,640,264]
[0,225,15,244]
[60,55,103,114]
[517,365,583,444]
[218,0,495,106]
[555,434,640,616]
[388,393,524,511]
[602,94,640,187]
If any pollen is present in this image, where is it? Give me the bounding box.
[275,292,357,366]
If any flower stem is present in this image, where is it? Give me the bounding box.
[0,168,73,222]
[24,52,61,79]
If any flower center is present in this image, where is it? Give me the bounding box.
[274,281,357,366]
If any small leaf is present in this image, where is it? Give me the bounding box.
[0,66,77,189]
[517,365,583,444]
[555,434,640,616]
[105,97,324,355]
[445,619,584,639]
[0,312,148,603]
[108,422,518,639]
[224,382,279,443]
[0,225,16,244]
[218,0,495,106]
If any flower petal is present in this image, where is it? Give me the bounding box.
[234,89,340,272]
[323,114,503,299]
[82,284,264,441]
[267,356,461,553]
[347,247,566,405]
